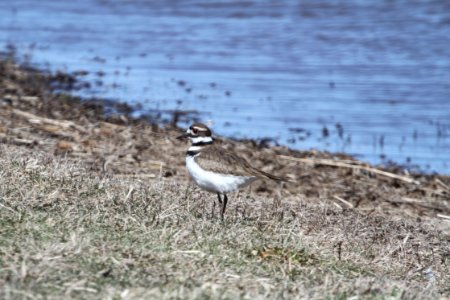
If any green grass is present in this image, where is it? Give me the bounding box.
[0,145,448,299]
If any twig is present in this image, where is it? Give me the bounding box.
[0,201,18,215]
[333,195,354,208]
[336,241,343,261]
[374,234,409,263]
[115,174,157,178]
[0,133,38,146]
[437,214,450,220]
[332,202,342,210]
[125,186,135,201]
[12,109,87,133]
[435,178,449,191]
[278,155,420,185]
[386,197,450,213]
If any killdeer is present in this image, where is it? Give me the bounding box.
[177,123,286,219]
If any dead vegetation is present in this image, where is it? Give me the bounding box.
[0,144,449,299]
[1,59,449,220]
[0,58,450,298]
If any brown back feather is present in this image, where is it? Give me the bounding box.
[195,145,286,181]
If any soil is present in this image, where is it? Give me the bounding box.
[0,57,449,225]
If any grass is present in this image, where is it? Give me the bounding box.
[0,144,449,299]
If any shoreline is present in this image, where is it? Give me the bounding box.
[1,57,449,220]
[1,57,450,298]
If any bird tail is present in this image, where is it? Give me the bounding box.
[258,169,292,183]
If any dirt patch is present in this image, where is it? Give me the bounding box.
[0,58,449,223]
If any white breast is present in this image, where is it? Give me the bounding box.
[186,156,257,193]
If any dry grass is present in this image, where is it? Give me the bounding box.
[1,144,449,299]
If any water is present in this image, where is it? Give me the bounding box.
[1,0,449,173]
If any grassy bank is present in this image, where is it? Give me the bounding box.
[0,58,449,299]
[1,145,449,299]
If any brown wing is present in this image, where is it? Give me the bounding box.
[194,146,255,176]
[195,146,286,181]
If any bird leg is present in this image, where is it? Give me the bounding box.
[213,193,222,218]
[217,193,223,204]
[221,194,228,220]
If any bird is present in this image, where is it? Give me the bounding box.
[177,122,287,219]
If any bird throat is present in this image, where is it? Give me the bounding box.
[187,136,213,157]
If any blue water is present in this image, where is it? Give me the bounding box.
[1,0,449,173]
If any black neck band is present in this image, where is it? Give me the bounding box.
[192,141,213,146]
[186,150,199,157]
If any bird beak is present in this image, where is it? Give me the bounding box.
[176,132,189,140]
